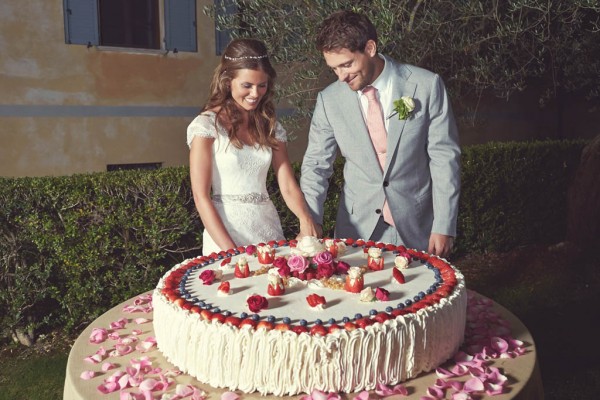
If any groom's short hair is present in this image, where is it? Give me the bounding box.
[316,10,378,53]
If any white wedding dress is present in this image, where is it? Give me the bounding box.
[187,112,285,255]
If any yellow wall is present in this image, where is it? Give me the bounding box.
[0,1,217,177]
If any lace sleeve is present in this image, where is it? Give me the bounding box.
[274,121,288,143]
[186,113,218,148]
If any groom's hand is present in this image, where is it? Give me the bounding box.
[428,233,454,259]
[297,222,322,240]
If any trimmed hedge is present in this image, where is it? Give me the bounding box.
[0,140,586,341]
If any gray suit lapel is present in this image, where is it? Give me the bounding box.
[335,83,383,177]
[384,63,416,175]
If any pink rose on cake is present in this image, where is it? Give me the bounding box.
[375,287,390,301]
[273,257,291,277]
[287,254,309,274]
[312,251,334,267]
[316,263,336,279]
[199,269,222,285]
[247,294,269,312]
[335,260,350,275]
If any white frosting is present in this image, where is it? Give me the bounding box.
[395,255,410,269]
[292,236,326,257]
[367,247,382,258]
[153,240,467,396]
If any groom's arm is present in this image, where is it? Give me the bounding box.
[426,74,461,241]
[300,92,339,225]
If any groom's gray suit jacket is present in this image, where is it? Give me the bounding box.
[300,56,461,251]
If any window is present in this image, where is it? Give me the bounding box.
[63,0,197,52]
[107,162,162,172]
[98,0,160,49]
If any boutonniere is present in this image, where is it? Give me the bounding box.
[388,96,415,120]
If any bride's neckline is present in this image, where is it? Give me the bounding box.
[205,110,259,148]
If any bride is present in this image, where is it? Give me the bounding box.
[187,38,320,255]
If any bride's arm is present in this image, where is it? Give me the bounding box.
[271,143,322,238]
[189,137,237,251]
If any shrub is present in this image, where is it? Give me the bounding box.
[0,139,587,341]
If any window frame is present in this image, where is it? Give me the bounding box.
[63,0,197,53]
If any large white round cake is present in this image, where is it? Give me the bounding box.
[152,237,467,396]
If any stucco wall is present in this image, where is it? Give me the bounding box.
[1,1,597,177]
[0,0,215,177]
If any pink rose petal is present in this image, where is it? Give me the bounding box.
[102,362,117,372]
[89,328,109,344]
[110,317,128,330]
[353,391,371,400]
[221,391,240,400]
[80,370,96,380]
[375,382,408,397]
[463,377,485,393]
[97,381,120,394]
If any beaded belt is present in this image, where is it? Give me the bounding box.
[212,193,270,204]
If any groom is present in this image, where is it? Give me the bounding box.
[300,10,461,258]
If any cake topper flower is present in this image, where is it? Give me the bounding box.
[375,287,390,301]
[247,294,268,312]
[199,269,221,285]
[389,96,415,120]
[287,254,309,274]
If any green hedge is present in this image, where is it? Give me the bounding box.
[0,140,586,341]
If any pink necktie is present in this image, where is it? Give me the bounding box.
[363,86,394,226]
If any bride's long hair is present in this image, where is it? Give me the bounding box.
[204,38,280,149]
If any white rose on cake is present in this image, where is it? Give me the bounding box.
[292,236,325,257]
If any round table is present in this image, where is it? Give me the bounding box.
[64,291,544,399]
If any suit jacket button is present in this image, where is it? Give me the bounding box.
[375,209,382,214]
[383,181,389,187]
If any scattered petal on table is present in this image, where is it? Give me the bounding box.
[136,336,157,353]
[134,317,151,324]
[353,390,371,400]
[463,377,484,393]
[89,328,109,344]
[111,317,129,330]
[80,370,96,380]
[221,391,240,400]
[375,382,408,397]
[484,382,506,395]
[97,381,120,394]
[102,362,117,371]
[426,385,444,398]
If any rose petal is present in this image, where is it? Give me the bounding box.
[353,390,371,400]
[89,328,109,344]
[102,362,117,372]
[221,391,240,400]
[463,377,485,393]
[97,381,120,394]
[80,370,96,380]
[110,317,128,330]
[426,385,445,398]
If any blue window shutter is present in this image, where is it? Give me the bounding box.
[63,0,99,46]
[214,0,237,55]
[164,0,197,53]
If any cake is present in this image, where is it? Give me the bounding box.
[152,237,467,396]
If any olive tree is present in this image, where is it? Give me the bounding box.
[206,0,600,129]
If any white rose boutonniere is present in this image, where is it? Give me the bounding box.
[389,96,415,120]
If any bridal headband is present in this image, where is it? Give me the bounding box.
[224,54,268,60]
